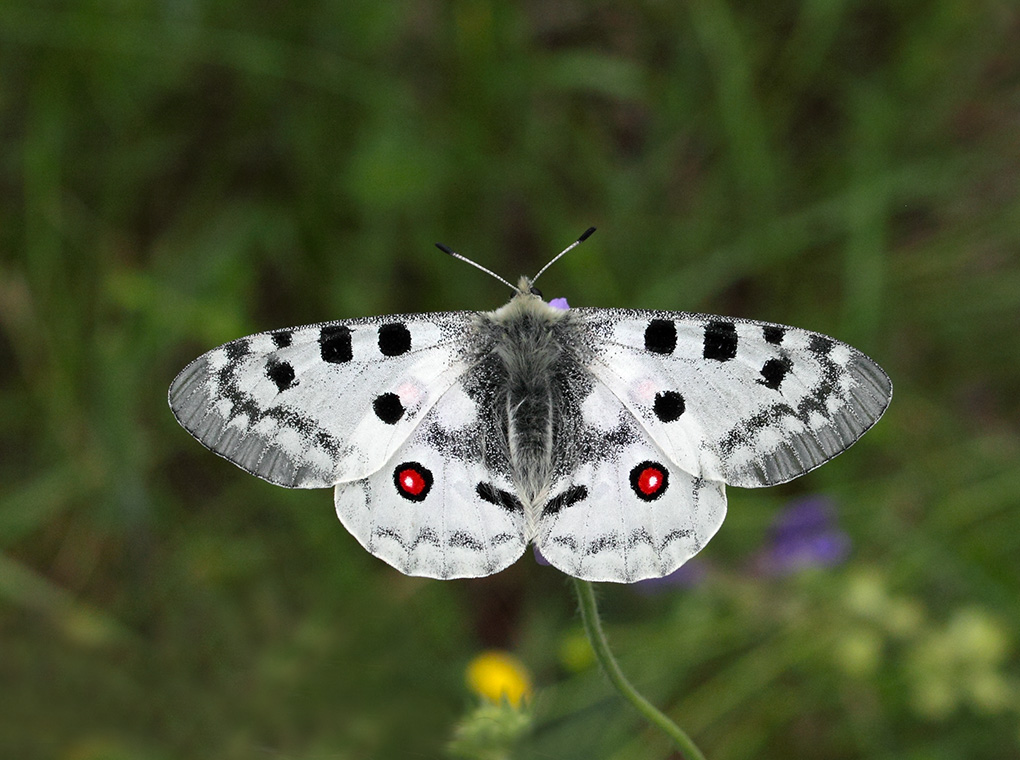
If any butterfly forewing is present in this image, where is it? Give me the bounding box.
[168,313,476,488]
[571,309,892,488]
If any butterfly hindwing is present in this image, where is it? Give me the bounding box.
[571,309,892,488]
[334,383,527,579]
[168,312,475,488]
[536,380,727,583]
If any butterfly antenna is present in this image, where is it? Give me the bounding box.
[435,243,519,293]
[531,226,596,284]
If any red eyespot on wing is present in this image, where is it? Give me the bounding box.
[630,461,669,502]
[393,462,433,502]
[638,469,660,493]
[399,470,425,494]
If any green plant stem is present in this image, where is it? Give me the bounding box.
[573,578,707,760]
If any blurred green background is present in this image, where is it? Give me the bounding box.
[2,1,1018,758]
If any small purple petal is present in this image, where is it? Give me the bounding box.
[771,496,834,542]
[532,546,552,566]
[767,531,851,571]
[549,297,570,310]
[756,495,852,575]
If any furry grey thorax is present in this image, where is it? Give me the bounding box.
[472,278,585,531]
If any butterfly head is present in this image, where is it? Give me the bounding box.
[488,277,569,322]
[513,276,569,311]
[512,226,592,308]
[517,276,544,300]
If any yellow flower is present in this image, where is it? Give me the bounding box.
[466,650,533,708]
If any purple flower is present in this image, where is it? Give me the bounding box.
[755,495,850,575]
[549,297,570,310]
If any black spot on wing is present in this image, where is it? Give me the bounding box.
[313,430,340,457]
[373,392,405,424]
[550,534,578,552]
[271,330,293,348]
[644,319,677,354]
[704,320,737,361]
[586,534,621,555]
[810,334,834,355]
[319,324,352,363]
[449,531,484,551]
[265,358,296,392]
[373,526,441,548]
[653,390,685,422]
[543,485,588,516]
[224,338,250,361]
[378,323,412,356]
[490,533,518,547]
[574,419,640,465]
[759,357,793,390]
[421,422,496,470]
[763,325,785,345]
[476,482,524,514]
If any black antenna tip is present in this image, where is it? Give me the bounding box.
[435,243,454,255]
[578,226,596,242]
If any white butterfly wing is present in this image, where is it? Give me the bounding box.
[168,313,475,488]
[168,295,891,583]
[572,309,892,488]
[536,381,727,582]
[334,383,527,579]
